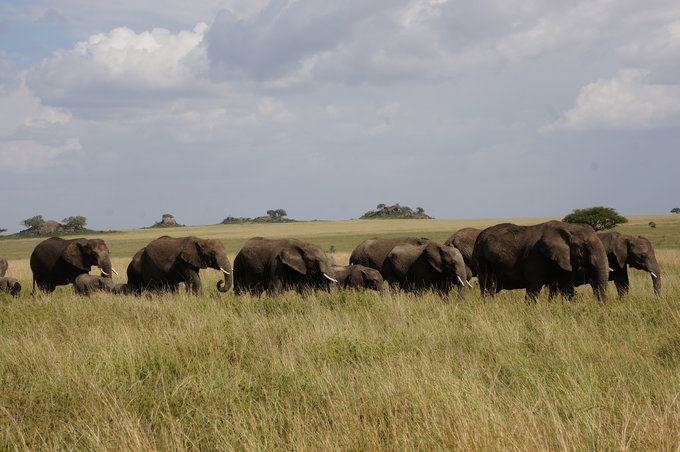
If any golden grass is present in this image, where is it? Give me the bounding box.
[0,216,678,450]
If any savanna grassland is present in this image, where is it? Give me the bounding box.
[1,215,679,450]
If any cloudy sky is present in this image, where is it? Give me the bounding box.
[1,0,679,232]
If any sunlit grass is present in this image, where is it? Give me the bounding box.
[0,251,678,450]
[0,216,678,450]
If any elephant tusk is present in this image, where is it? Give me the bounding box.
[651,272,658,278]
[457,276,465,286]
[100,271,110,277]
[112,268,119,276]
[323,273,338,283]
[220,267,231,275]
[466,280,473,288]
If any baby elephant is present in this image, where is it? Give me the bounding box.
[73,274,116,295]
[332,265,384,292]
[0,277,21,296]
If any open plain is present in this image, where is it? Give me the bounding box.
[1,215,678,450]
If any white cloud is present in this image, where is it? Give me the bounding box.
[0,138,82,173]
[28,23,209,102]
[546,69,680,130]
[0,78,71,138]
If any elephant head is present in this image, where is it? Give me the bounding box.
[63,239,115,278]
[385,241,468,296]
[179,238,232,292]
[424,243,468,295]
[273,240,337,293]
[604,232,661,295]
[539,222,609,301]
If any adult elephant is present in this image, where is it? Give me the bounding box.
[126,236,232,295]
[598,231,661,296]
[349,237,430,273]
[233,237,337,296]
[0,257,7,277]
[383,241,468,297]
[30,237,115,293]
[473,221,609,301]
[444,227,481,280]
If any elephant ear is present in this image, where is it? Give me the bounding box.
[180,240,208,269]
[611,236,628,269]
[63,242,90,271]
[280,247,307,275]
[537,235,572,272]
[424,247,443,273]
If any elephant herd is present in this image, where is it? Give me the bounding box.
[0,220,662,301]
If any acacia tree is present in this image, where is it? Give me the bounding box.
[671,208,680,214]
[267,209,287,218]
[562,206,628,231]
[21,215,45,230]
[62,216,87,231]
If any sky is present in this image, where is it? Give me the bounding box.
[1,0,679,232]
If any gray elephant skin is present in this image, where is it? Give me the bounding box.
[0,257,7,277]
[73,274,116,295]
[598,231,661,296]
[444,227,481,280]
[383,241,468,297]
[332,264,384,292]
[473,221,609,301]
[30,237,114,293]
[126,236,232,295]
[233,237,337,296]
[0,277,21,296]
[349,237,430,273]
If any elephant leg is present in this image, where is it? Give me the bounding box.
[183,272,202,295]
[613,268,629,297]
[525,281,543,303]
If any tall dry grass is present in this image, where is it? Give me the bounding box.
[1,252,678,450]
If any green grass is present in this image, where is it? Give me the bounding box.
[0,216,679,450]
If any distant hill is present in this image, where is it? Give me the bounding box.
[221,209,296,225]
[360,204,433,220]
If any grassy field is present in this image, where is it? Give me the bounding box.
[0,216,679,450]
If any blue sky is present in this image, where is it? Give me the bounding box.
[1,0,679,232]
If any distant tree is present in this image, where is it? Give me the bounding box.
[162,213,174,220]
[377,203,386,210]
[267,209,287,218]
[22,215,45,230]
[648,221,657,229]
[562,206,628,231]
[671,208,680,214]
[62,216,87,231]
[0,228,6,233]
[416,207,425,214]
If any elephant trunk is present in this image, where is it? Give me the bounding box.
[593,263,608,302]
[217,267,232,293]
[650,264,661,296]
[98,256,113,279]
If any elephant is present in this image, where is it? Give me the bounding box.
[73,274,116,296]
[598,231,661,296]
[349,237,431,273]
[0,277,21,296]
[233,237,337,296]
[126,236,232,295]
[30,237,116,293]
[332,265,384,292]
[473,221,609,301]
[444,227,481,280]
[0,257,7,277]
[382,241,468,297]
